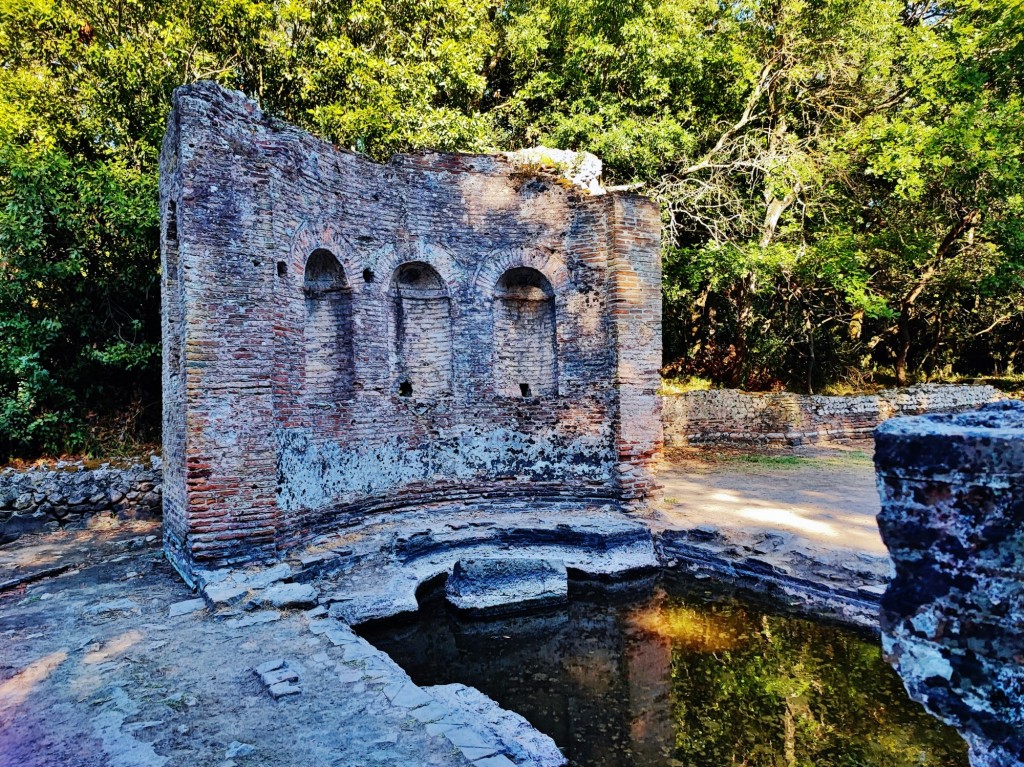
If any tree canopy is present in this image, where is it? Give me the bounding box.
[0,0,1021,459]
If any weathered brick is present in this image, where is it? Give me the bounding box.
[160,82,662,579]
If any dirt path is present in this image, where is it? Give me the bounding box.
[653,442,891,614]
[657,443,884,555]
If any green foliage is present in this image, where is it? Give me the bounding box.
[0,0,1022,459]
[492,0,1024,392]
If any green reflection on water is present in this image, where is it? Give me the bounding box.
[360,575,968,767]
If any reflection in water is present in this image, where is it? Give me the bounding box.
[361,575,968,767]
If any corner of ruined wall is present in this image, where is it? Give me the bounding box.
[874,400,1024,767]
[607,193,663,500]
[161,81,284,573]
[160,86,189,577]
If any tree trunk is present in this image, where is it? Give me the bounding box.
[689,283,711,359]
[894,209,980,387]
[895,306,912,387]
[805,311,815,394]
[729,273,756,387]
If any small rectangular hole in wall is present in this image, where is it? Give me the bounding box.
[399,381,413,397]
[520,383,532,397]
[277,261,287,277]
[166,201,177,242]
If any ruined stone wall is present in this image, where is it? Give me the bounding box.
[160,82,662,578]
[662,384,1003,448]
[875,401,1024,767]
[0,457,162,538]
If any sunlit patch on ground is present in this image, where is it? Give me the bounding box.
[0,650,68,709]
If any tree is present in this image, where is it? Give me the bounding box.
[1,0,1021,459]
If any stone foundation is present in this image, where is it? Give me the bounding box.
[664,383,1003,448]
[875,400,1024,766]
[0,457,162,540]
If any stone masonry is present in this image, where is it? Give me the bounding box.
[875,400,1024,767]
[664,383,1003,448]
[0,457,162,540]
[160,82,662,581]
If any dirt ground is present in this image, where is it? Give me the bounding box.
[657,441,884,554]
[653,441,891,606]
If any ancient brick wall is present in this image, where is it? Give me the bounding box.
[160,82,662,579]
[875,401,1024,767]
[662,384,1004,448]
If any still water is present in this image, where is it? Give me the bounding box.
[360,575,968,767]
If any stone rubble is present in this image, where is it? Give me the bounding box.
[503,146,606,195]
[224,741,255,759]
[253,658,302,699]
[0,455,162,541]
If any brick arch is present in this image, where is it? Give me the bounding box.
[301,248,355,402]
[491,264,560,398]
[287,219,358,289]
[471,247,570,299]
[367,241,460,297]
[370,242,458,399]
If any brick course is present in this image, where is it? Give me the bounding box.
[160,82,663,580]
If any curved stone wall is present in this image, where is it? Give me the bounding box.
[875,400,1024,767]
[160,82,663,579]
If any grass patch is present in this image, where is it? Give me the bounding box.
[713,449,874,470]
[726,454,808,467]
[660,376,714,395]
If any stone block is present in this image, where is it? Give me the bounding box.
[445,558,568,616]
[257,583,318,609]
[875,400,1024,767]
[168,598,206,617]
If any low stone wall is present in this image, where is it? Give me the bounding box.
[0,456,162,539]
[662,383,1004,447]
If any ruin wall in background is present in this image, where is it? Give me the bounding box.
[663,384,1004,448]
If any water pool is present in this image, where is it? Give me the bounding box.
[360,575,968,767]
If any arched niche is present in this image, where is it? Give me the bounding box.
[303,249,354,402]
[494,267,558,397]
[388,261,452,398]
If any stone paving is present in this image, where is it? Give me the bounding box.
[0,522,552,767]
